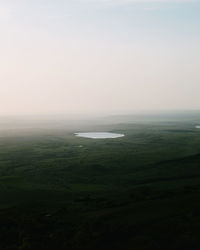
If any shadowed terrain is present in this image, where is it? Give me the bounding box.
[0,113,200,250]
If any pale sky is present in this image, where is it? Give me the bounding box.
[0,0,200,115]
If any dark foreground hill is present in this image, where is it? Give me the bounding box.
[0,118,200,249]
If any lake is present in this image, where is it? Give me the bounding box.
[75,132,125,139]
[195,125,200,129]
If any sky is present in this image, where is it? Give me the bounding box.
[0,0,200,116]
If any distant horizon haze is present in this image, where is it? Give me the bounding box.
[0,109,200,120]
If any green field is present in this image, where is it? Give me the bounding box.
[0,113,200,250]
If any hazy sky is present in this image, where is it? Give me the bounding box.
[0,0,200,115]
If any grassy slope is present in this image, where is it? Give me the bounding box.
[0,120,200,249]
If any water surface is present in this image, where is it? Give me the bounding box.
[75,132,124,139]
[195,125,200,129]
